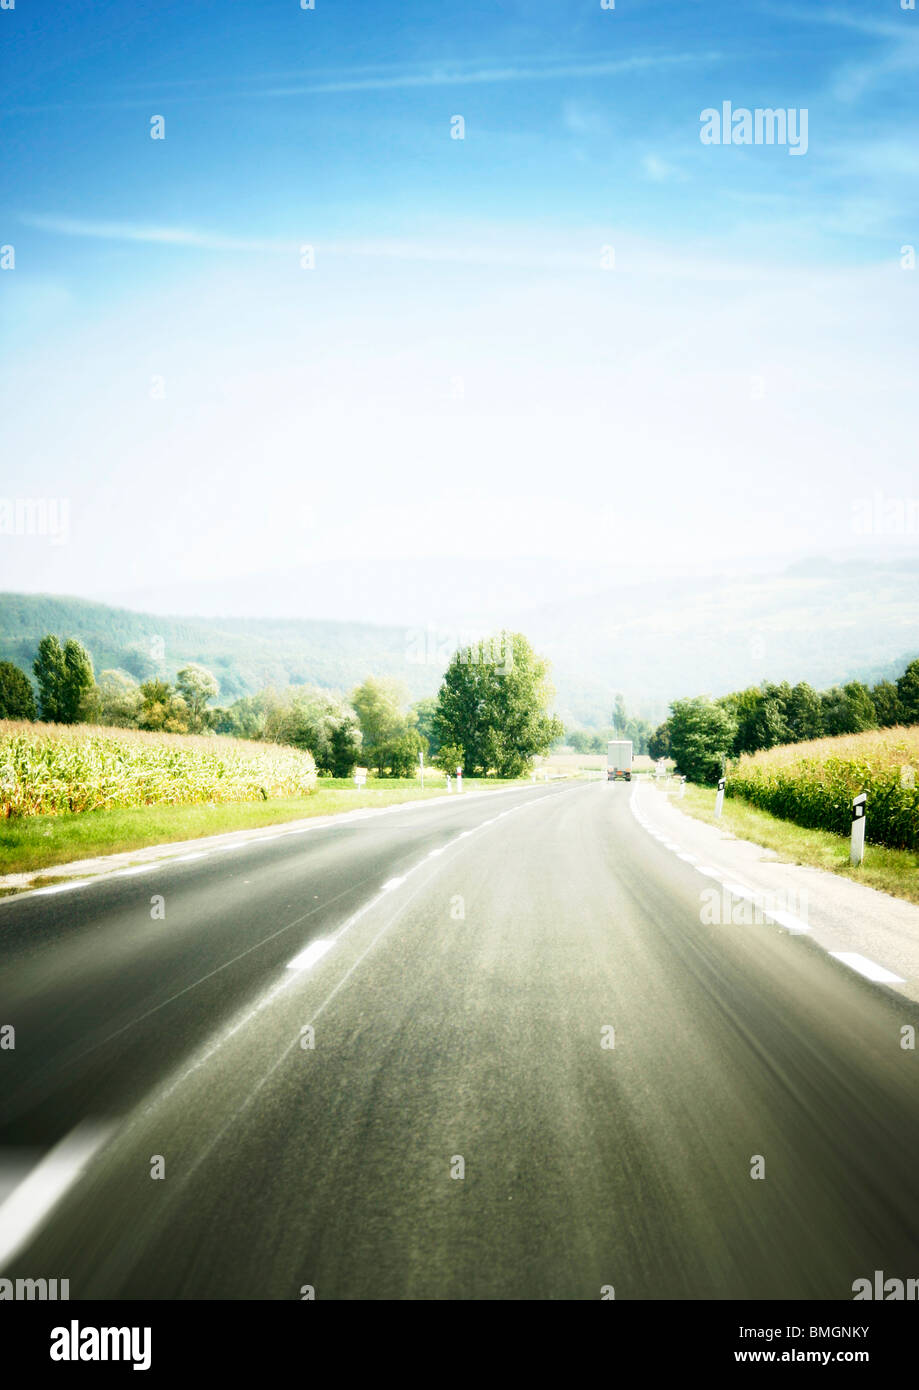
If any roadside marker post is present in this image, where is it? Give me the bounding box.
[456,766,463,794]
[714,777,725,818]
[851,792,867,866]
[446,774,452,793]
[419,751,424,790]
[679,776,686,799]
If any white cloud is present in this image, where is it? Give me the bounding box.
[642,154,687,183]
[260,51,723,96]
[19,214,296,253]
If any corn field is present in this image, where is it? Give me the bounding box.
[0,720,317,816]
[727,725,919,851]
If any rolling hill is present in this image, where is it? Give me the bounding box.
[2,553,918,728]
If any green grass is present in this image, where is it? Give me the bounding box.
[0,777,526,878]
[673,781,919,905]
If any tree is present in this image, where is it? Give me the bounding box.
[843,681,877,732]
[667,696,737,785]
[33,635,94,723]
[871,680,903,728]
[138,679,190,734]
[212,695,266,740]
[411,697,440,757]
[327,714,363,777]
[83,670,142,727]
[351,677,411,775]
[390,728,425,778]
[434,742,464,775]
[176,664,219,732]
[820,682,876,736]
[33,635,67,722]
[896,659,919,724]
[612,692,628,737]
[786,682,823,742]
[648,720,671,760]
[0,662,36,720]
[280,690,362,776]
[434,631,563,777]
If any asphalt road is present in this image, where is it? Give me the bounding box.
[2,779,918,1299]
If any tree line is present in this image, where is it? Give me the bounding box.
[0,629,563,780]
[648,660,919,784]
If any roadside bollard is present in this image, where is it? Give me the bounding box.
[714,777,725,818]
[850,792,867,866]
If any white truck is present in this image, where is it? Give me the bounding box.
[607,739,633,782]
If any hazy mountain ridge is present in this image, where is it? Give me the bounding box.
[2,555,917,728]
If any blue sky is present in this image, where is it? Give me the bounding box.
[2,1,918,615]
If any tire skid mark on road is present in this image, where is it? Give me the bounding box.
[98,790,562,1129]
[126,789,569,1198]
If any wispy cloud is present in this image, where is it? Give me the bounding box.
[260,52,723,96]
[22,212,837,281]
[3,51,725,117]
[768,3,919,100]
[19,214,296,253]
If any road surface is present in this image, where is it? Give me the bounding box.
[2,779,918,1299]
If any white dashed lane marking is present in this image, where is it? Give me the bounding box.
[287,939,335,972]
[629,785,903,986]
[830,952,905,985]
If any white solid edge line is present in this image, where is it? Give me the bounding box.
[0,1120,113,1270]
[287,938,335,972]
[32,880,90,895]
[1,784,551,909]
[380,876,407,893]
[830,952,905,984]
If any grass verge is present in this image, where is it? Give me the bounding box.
[0,777,527,878]
[673,782,919,906]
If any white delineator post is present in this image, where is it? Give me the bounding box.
[714,777,725,818]
[419,751,424,789]
[456,766,463,794]
[679,776,686,799]
[446,774,452,794]
[850,792,867,866]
